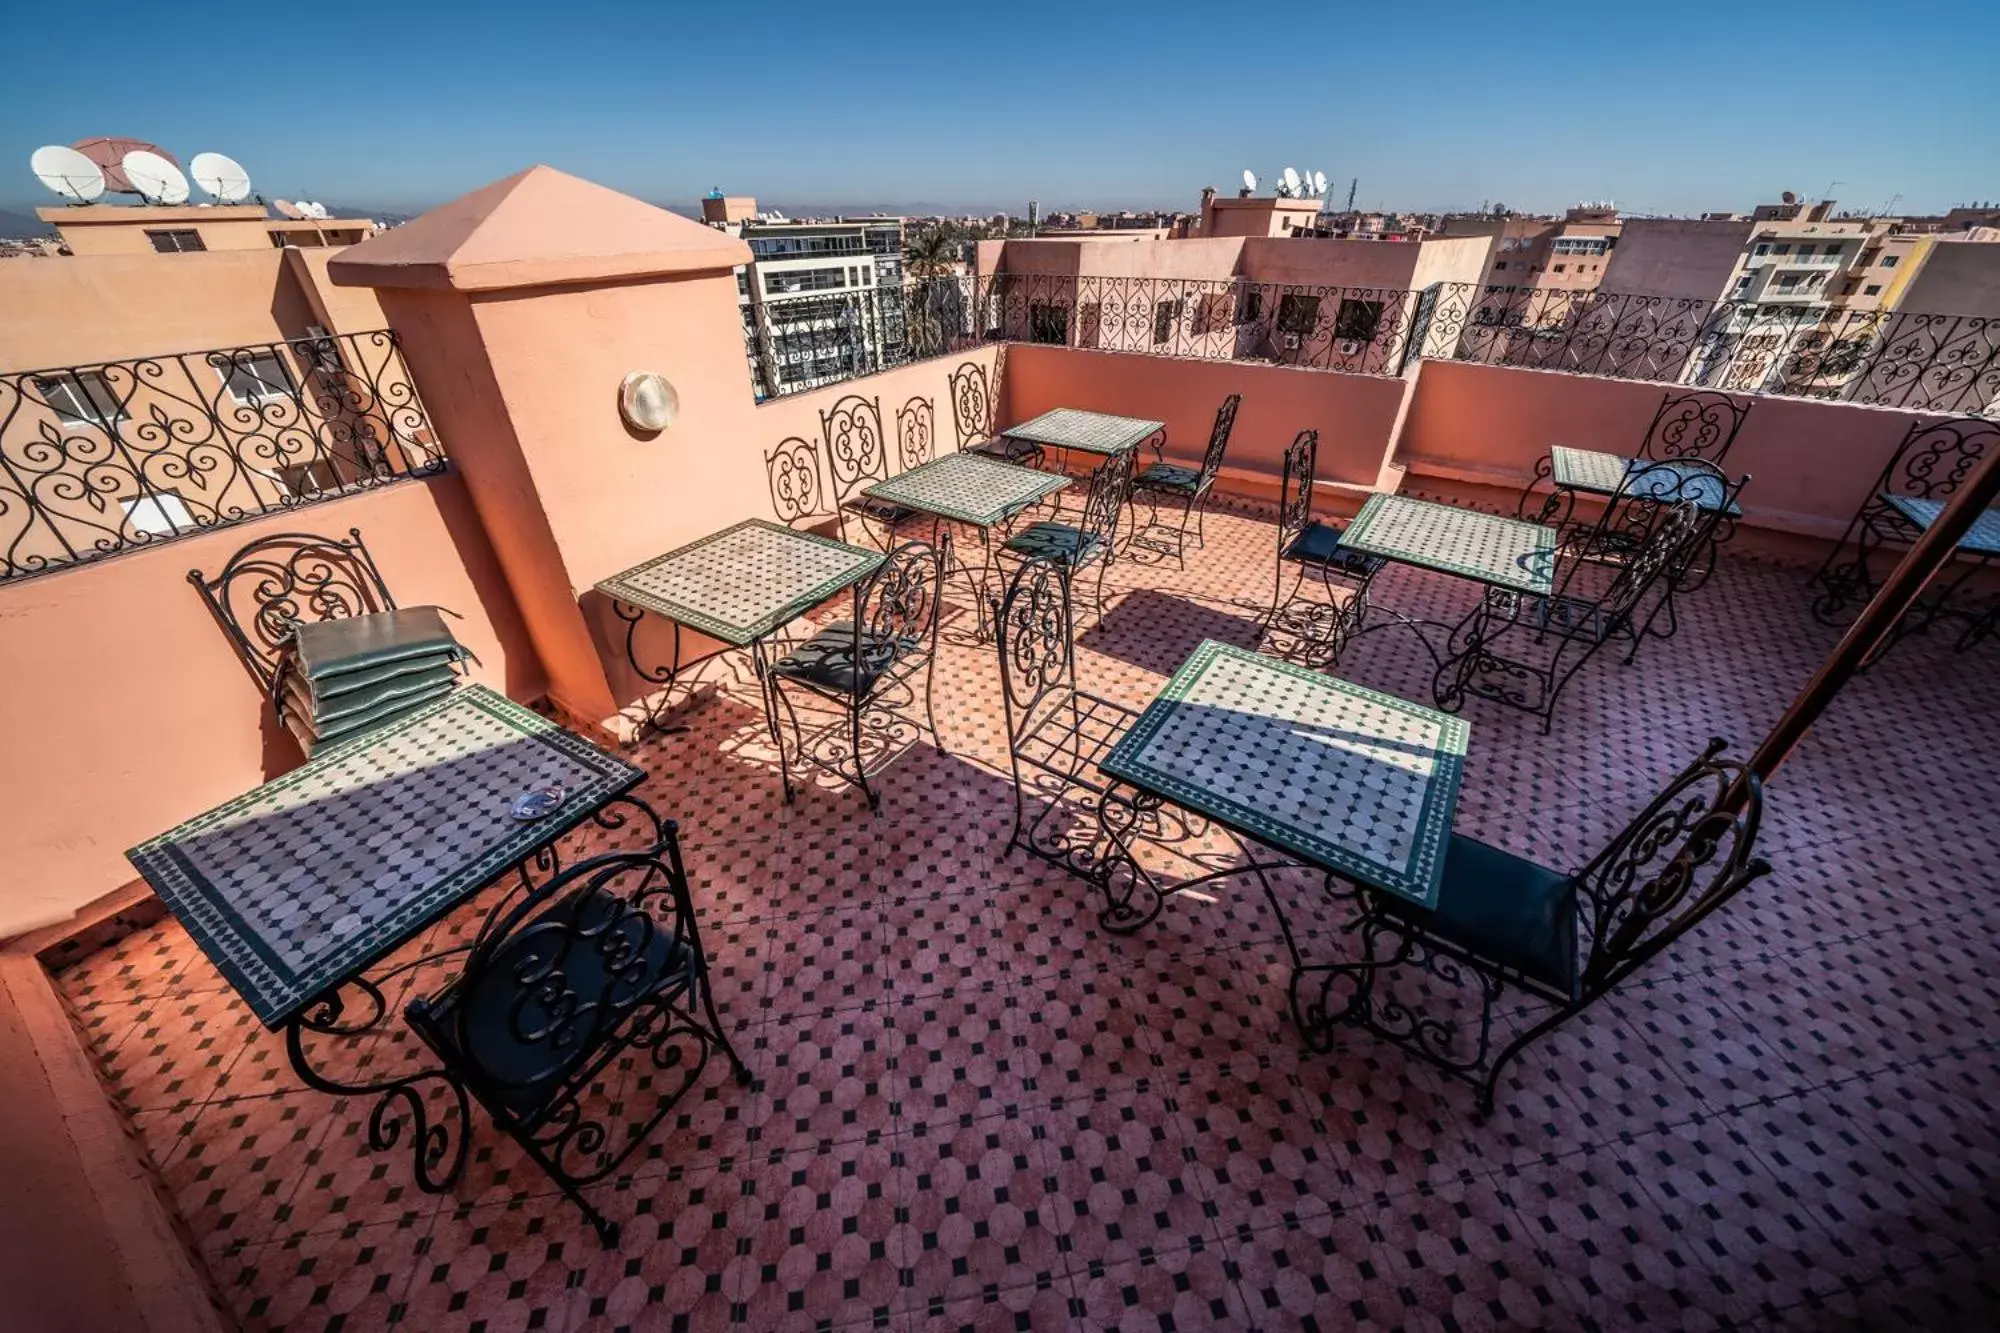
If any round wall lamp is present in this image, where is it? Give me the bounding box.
[618,371,679,434]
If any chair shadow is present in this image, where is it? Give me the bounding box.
[1078,586,1265,678]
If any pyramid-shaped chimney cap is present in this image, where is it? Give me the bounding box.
[329,165,751,292]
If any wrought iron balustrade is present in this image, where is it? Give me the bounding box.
[1,329,443,582]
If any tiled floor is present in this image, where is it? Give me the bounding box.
[55,495,2000,1332]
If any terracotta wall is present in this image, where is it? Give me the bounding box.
[997,344,1406,493]
[1395,359,1948,542]
[0,475,540,931]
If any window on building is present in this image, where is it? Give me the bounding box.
[1275,293,1321,336]
[1796,244,1814,257]
[1234,289,1263,325]
[1028,303,1069,345]
[1494,261,1508,271]
[1865,284,1883,296]
[1881,255,1899,268]
[1754,243,1770,256]
[1772,244,1791,255]
[1152,298,1185,345]
[146,229,206,253]
[1553,264,1566,273]
[35,370,128,428]
[217,352,296,406]
[1192,293,1232,336]
[120,491,194,537]
[1333,298,1383,343]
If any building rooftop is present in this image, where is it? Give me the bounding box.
[51,501,2000,1331]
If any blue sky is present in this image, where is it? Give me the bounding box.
[5,0,1996,218]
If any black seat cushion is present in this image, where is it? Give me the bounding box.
[970,437,1041,463]
[1377,834,1579,994]
[771,622,915,694]
[1135,462,1204,493]
[842,495,917,526]
[1004,522,1101,565]
[406,885,689,1128]
[1282,520,1385,577]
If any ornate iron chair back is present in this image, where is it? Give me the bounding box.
[1598,494,1708,623]
[819,394,889,509]
[995,555,1077,748]
[1194,393,1243,487]
[1572,739,1770,998]
[1081,448,1136,555]
[1875,415,1998,502]
[765,435,831,529]
[189,527,396,700]
[854,533,949,678]
[1276,428,1321,556]
[948,361,995,451]
[896,396,936,472]
[1638,389,1751,463]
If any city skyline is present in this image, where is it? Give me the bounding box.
[3,0,1997,220]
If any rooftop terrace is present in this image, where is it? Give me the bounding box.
[50,498,2000,1331]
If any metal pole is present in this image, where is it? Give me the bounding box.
[1739,444,2000,789]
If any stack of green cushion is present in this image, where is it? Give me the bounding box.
[277,607,473,754]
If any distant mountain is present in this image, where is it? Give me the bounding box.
[0,209,55,238]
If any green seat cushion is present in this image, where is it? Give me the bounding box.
[771,622,915,695]
[283,660,463,726]
[1003,522,1102,565]
[1282,519,1385,577]
[291,607,470,680]
[1378,834,1579,994]
[1135,462,1203,493]
[288,649,466,703]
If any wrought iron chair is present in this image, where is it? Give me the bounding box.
[1435,475,1739,732]
[896,395,936,472]
[1294,738,1770,1115]
[822,393,916,548]
[1809,415,2000,657]
[993,555,1141,881]
[765,434,833,531]
[997,448,1133,625]
[767,534,950,810]
[189,527,419,738]
[1131,392,1241,568]
[1518,388,1753,528]
[950,359,1039,465]
[1260,429,1383,668]
[406,798,747,1245]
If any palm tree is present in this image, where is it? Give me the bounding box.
[903,226,970,355]
[904,225,959,279]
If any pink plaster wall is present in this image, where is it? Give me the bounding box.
[0,475,541,925]
[997,344,1405,494]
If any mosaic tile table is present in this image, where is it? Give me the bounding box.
[125,685,642,1191]
[596,518,883,749]
[862,453,1070,640]
[1003,407,1164,531]
[1551,446,1744,516]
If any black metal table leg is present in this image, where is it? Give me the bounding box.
[614,601,732,738]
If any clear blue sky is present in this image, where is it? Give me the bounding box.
[5,0,1996,218]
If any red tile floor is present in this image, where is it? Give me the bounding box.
[54,495,2000,1332]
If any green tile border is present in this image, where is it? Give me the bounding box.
[1342,494,1557,595]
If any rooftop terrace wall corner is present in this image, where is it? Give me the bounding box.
[329,165,751,294]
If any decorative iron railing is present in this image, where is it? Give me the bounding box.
[1,329,444,582]
[743,269,2000,420]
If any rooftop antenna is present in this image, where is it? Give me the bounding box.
[122,150,189,204]
[1346,178,1358,213]
[189,152,253,203]
[30,145,106,203]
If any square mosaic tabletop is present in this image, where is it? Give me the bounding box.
[1551,447,1741,515]
[1881,493,2000,557]
[861,453,1070,528]
[1340,493,1558,595]
[1100,641,1468,907]
[596,518,883,647]
[1002,408,1165,457]
[126,686,642,1028]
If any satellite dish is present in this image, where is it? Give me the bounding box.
[302,201,329,220]
[1282,167,1302,195]
[123,150,189,204]
[1241,168,1257,192]
[31,145,106,202]
[1313,171,1328,196]
[273,198,305,219]
[72,137,177,194]
[189,152,253,203]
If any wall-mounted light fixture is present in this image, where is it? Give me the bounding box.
[618,371,679,434]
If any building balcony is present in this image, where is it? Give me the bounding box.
[2,167,1996,1332]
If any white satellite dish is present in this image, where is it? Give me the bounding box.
[122,150,189,204]
[31,145,106,202]
[1241,168,1257,192]
[1282,167,1302,196]
[189,152,253,203]
[273,199,305,220]
[302,201,329,220]
[1313,171,1328,197]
